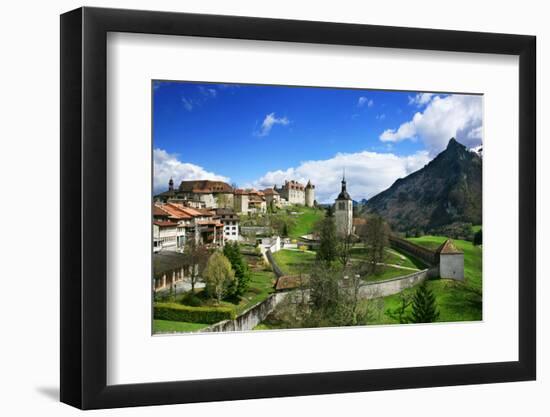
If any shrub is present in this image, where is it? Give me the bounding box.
[180,292,202,307]
[154,303,235,324]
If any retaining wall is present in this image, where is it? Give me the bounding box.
[388,235,438,265]
[201,292,289,332]
[358,267,439,299]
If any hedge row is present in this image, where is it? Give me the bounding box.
[154,303,235,324]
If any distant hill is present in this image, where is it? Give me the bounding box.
[365,138,482,233]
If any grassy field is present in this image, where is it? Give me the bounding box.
[272,249,317,274]
[366,236,482,324]
[273,248,415,283]
[349,245,424,270]
[286,206,325,238]
[258,235,482,329]
[153,320,209,333]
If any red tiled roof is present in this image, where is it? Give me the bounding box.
[158,203,193,219]
[262,188,279,195]
[153,221,178,227]
[153,205,170,217]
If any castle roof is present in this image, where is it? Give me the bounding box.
[437,239,463,254]
[178,180,233,194]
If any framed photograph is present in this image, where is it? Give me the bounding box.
[60,6,536,409]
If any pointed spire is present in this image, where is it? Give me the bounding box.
[168,177,174,191]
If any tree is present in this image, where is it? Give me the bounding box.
[410,282,440,323]
[215,193,232,209]
[337,233,354,269]
[386,291,413,324]
[270,214,295,238]
[316,215,337,264]
[223,241,250,297]
[473,228,482,246]
[203,252,235,304]
[306,263,342,327]
[182,239,210,293]
[359,214,389,274]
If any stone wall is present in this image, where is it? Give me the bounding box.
[388,235,438,266]
[357,267,439,299]
[200,292,289,332]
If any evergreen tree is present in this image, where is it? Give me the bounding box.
[411,282,440,323]
[316,215,337,264]
[473,229,482,246]
[223,242,250,297]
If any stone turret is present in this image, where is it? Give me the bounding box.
[168,177,174,191]
[305,180,315,207]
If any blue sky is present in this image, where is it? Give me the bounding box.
[153,81,482,203]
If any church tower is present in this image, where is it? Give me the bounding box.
[168,177,174,191]
[334,173,353,237]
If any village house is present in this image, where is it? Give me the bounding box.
[153,202,224,248]
[153,251,191,291]
[214,208,240,242]
[152,205,187,252]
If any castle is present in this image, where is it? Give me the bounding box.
[155,178,315,214]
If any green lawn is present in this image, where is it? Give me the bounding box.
[272,249,317,274]
[287,206,325,238]
[179,268,276,315]
[365,235,483,324]
[272,248,413,283]
[234,269,276,314]
[361,265,418,282]
[349,245,424,270]
[153,320,210,333]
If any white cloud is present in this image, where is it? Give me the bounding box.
[408,93,434,107]
[256,113,290,137]
[198,86,217,97]
[153,148,229,193]
[357,96,374,107]
[250,150,430,203]
[181,97,193,111]
[380,94,483,155]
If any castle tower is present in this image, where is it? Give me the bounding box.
[334,173,353,237]
[168,177,174,191]
[305,180,315,207]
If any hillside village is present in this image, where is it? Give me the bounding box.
[152,140,481,334]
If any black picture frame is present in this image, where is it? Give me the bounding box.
[60,6,536,410]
